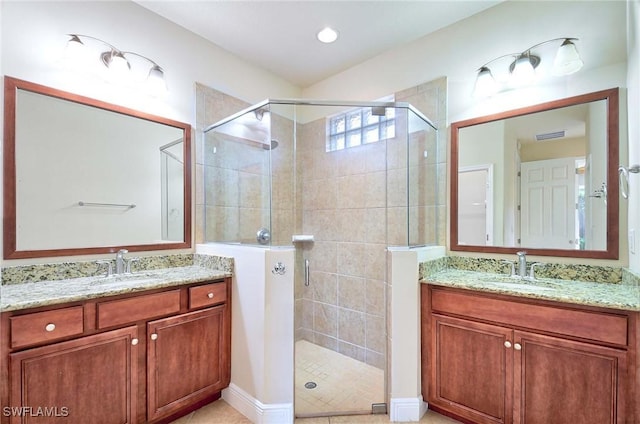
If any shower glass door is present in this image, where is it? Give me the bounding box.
[291,103,389,417]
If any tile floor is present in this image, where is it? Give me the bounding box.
[169,339,462,423]
[295,340,384,416]
[169,399,462,423]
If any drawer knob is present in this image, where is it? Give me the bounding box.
[207,293,214,299]
[131,338,139,346]
[504,341,512,349]
[150,333,158,341]
[45,323,56,332]
[514,343,522,351]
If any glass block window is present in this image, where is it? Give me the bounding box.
[326,105,395,152]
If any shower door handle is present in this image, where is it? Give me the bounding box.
[304,259,310,286]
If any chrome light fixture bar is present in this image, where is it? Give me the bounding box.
[473,37,583,98]
[66,34,167,95]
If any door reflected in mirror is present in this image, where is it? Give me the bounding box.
[451,88,619,259]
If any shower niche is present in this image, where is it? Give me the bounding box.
[203,98,439,417]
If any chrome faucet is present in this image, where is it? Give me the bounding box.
[516,251,527,278]
[115,249,128,275]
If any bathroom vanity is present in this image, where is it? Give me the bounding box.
[0,273,231,424]
[421,276,639,424]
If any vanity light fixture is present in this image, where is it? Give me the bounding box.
[317,27,339,44]
[473,38,583,97]
[66,34,168,95]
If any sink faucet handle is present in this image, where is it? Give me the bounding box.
[529,262,545,279]
[125,257,139,274]
[96,260,113,277]
[501,260,515,276]
[117,249,128,256]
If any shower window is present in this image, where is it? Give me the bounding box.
[326,105,396,152]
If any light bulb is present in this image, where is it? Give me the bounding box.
[317,27,338,43]
[146,65,168,95]
[106,51,130,82]
[553,39,584,76]
[473,67,498,97]
[510,54,536,86]
[65,35,85,58]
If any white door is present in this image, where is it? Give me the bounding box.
[520,158,578,249]
[458,165,493,246]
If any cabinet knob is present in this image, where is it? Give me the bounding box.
[504,341,512,348]
[131,338,139,346]
[207,292,214,299]
[514,343,522,351]
[45,323,56,332]
[150,333,158,341]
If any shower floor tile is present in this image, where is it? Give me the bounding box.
[295,340,384,417]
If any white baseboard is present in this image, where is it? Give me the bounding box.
[389,397,427,422]
[222,383,294,424]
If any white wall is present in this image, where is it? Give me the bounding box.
[627,0,640,273]
[197,244,294,424]
[302,1,627,122]
[0,1,300,123]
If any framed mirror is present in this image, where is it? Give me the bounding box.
[3,76,192,259]
[450,88,619,259]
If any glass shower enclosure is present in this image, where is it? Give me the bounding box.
[203,99,438,417]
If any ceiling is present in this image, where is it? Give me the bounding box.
[134,0,503,87]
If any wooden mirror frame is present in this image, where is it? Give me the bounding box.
[450,88,619,259]
[3,76,192,259]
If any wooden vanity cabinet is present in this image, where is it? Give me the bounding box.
[421,285,637,424]
[8,326,139,424]
[147,305,229,421]
[0,278,231,424]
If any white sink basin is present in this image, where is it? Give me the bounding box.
[490,282,555,292]
[91,272,161,286]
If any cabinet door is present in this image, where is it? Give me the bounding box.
[431,314,513,424]
[9,326,138,424]
[514,331,627,424]
[147,305,229,422]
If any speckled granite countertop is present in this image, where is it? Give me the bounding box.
[423,269,640,312]
[1,266,231,312]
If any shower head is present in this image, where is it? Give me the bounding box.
[254,107,269,121]
[263,139,279,150]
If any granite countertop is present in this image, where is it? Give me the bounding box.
[423,269,640,312]
[1,266,231,312]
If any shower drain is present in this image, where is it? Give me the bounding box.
[304,381,317,389]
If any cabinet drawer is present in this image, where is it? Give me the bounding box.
[97,290,181,329]
[431,288,628,347]
[10,306,84,349]
[189,282,227,309]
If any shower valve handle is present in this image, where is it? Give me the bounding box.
[272,262,286,275]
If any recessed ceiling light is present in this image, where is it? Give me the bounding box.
[317,27,338,44]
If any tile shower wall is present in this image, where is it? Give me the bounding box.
[195,83,252,244]
[196,86,295,246]
[296,116,388,369]
[396,78,447,247]
[295,79,446,370]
